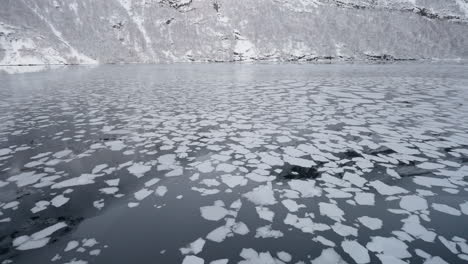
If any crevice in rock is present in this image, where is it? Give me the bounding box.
[165,18,175,25]
[412,7,462,21]
[112,21,124,30]
[213,1,220,13]
[364,54,416,61]
[159,0,194,12]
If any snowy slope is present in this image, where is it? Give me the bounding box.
[1,0,468,65]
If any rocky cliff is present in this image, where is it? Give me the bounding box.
[1,0,468,65]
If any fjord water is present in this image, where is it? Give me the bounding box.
[1,63,468,264]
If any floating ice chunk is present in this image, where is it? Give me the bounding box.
[158,154,176,165]
[442,188,459,194]
[383,143,419,155]
[413,176,456,188]
[369,180,408,195]
[220,175,247,188]
[0,148,12,156]
[24,160,42,168]
[182,255,204,264]
[355,193,375,206]
[200,205,229,221]
[51,195,69,207]
[155,186,168,196]
[52,174,96,188]
[63,259,88,264]
[106,179,120,186]
[216,164,237,173]
[283,155,316,168]
[355,159,374,170]
[243,185,277,205]
[311,248,346,264]
[281,199,305,212]
[277,136,291,143]
[144,178,159,187]
[255,225,284,238]
[461,201,468,215]
[259,153,284,166]
[93,199,104,210]
[64,240,79,251]
[192,187,220,196]
[165,167,183,177]
[288,180,321,198]
[319,202,345,221]
[180,238,206,255]
[401,215,436,242]
[16,238,50,250]
[128,202,139,208]
[366,236,411,259]
[31,201,50,213]
[377,255,408,264]
[90,249,101,256]
[417,162,445,170]
[31,152,51,159]
[127,163,151,178]
[343,172,366,187]
[100,187,119,194]
[105,141,125,151]
[197,161,214,173]
[210,259,228,264]
[134,188,153,201]
[277,251,292,262]
[201,179,220,187]
[14,222,67,251]
[3,201,19,209]
[399,195,428,211]
[53,149,72,158]
[432,203,461,216]
[414,249,431,259]
[358,216,382,230]
[0,180,9,188]
[8,171,44,187]
[283,147,307,158]
[239,248,277,264]
[230,199,242,210]
[82,238,98,247]
[246,173,275,183]
[313,236,336,247]
[232,222,249,235]
[256,206,274,222]
[92,164,108,174]
[324,188,352,199]
[332,222,357,237]
[341,240,370,264]
[423,256,449,264]
[284,213,329,234]
[386,168,401,179]
[438,236,458,254]
[206,226,231,242]
[212,154,231,162]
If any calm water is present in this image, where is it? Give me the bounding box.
[0,63,468,264]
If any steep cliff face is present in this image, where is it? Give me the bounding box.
[1,0,468,65]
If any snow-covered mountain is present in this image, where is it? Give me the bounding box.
[1,0,468,65]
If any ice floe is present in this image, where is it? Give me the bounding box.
[243,185,277,205]
[13,222,67,250]
[341,240,370,264]
[200,203,229,221]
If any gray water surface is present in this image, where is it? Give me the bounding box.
[0,63,468,264]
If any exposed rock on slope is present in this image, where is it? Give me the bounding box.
[1,0,468,65]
